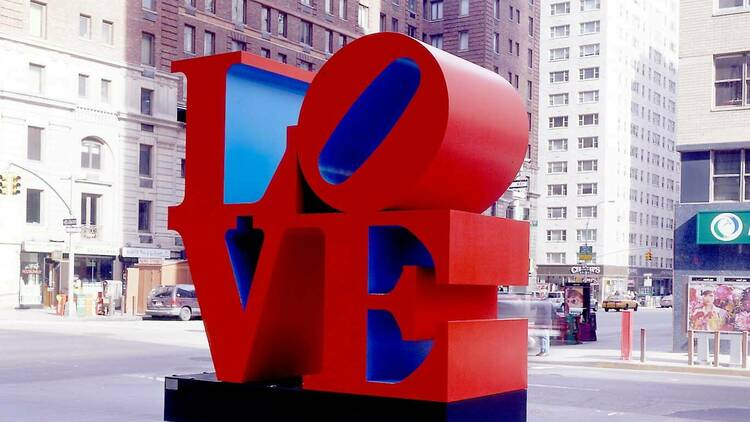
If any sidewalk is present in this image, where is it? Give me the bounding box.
[531,343,750,377]
[1,307,143,322]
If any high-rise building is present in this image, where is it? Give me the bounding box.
[673,0,750,351]
[535,0,679,301]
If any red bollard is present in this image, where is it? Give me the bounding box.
[621,311,632,360]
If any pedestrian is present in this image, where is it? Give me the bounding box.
[535,300,552,357]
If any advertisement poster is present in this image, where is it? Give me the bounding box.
[687,282,750,332]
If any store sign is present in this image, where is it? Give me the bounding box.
[121,247,172,259]
[696,211,750,244]
[570,265,601,275]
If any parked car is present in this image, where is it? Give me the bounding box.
[146,284,201,321]
[660,295,673,308]
[548,291,564,310]
[602,294,639,312]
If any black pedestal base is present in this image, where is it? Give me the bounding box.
[164,373,526,421]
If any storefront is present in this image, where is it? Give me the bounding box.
[536,264,630,303]
[19,252,46,307]
[674,207,750,352]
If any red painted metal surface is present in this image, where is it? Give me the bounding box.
[169,33,529,403]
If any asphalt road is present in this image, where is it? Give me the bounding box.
[585,307,674,352]
[1,309,748,422]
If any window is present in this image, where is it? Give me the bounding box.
[546,252,566,264]
[100,79,111,103]
[300,21,312,46]
[407,25,417,38]
[577,183,598,195]
[206,0,216,13]
[278,53,287,63]
[29,63,44,94]
[430,34,443,49]
[358,4,369,28]
[27,127,42,161]
[714,54,747,107]
[580,0,600,11]
[547,184,567,196]
[549,116,568,128]
[577,229,596,242]
[78,74,88,98]
[547,230,567,242]
[578,113,598,126]
[81,139,101,169]
[143,0,156,10]
[325,0,334,14]
[325,30,334,53]
[139,144,152,177]
[278,13,287,37]
[184,25,195,53]
[528,48,533,67]
[713,150,741,201]
[580,20,600,34]
[301,0,311,6]
[380,13,386,31]
[29,1,46,38]
[508,39,513,54]
[547,207,567,219]
[550,47,569,61]
[80,193,99,227]
[459,0,469,16]
[550,25,569,38]
[578,90,599,103]
[547,161,568,173]
[578,136,598,149]
[548,138,568,151]
[493,0,500,19]
[186,0,197,7]
[391,17,399,32]
[79,14,91,39]
[232,0,247,24]
[577,206,597,218]
[529,17,534,37]
[430,0,444,19]
[203,31,215,55]
[102,20,114,44]
[493,33,499,53]
[231,39,246,51]
[550,70,569,83]
[579,43,600,57]
[141,32,155,66]
[261,7,271,32]
[138,200,152,232]
[339,0,348,19]
[26,189,42,224]
[458,31,469,51]
[140,88,153,115]
[549,93,569,106]
[579,66,599,80]
[577,160,598,172]
[299,60,313,71]
[718,0,745,10]
[550,2,570,15]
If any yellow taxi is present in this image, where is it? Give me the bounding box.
[602,294,639,312]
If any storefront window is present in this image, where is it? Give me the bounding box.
[20,252,44,305]
[74,255,113,283]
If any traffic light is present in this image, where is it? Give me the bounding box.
[0,173,6,195]
[645,249,653,261]
[10,175,20,195]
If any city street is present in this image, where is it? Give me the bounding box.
[2,308,749,421]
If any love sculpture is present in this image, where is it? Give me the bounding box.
[166,32,529,421]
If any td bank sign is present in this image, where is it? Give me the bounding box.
[697,211,750,244]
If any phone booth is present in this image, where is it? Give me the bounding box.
[563,278,597,342]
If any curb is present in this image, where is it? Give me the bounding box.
[531,358,750,377]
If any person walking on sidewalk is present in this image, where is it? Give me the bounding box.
[534,300,554,357]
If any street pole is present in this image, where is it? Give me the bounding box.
[66,176,77,318]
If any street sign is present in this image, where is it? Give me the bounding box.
[579,245,593,254]
[578,253,593,262]
[62,218,78,226]
[508,178,528,190]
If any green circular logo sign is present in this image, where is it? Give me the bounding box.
[710,213,743,242]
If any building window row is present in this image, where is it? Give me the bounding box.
[549,67,599,83]
[548,113,598,128]
[546,206,598,220]
[546,183,598,196]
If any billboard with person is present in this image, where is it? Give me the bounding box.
[687,281,750,332]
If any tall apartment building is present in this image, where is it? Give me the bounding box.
[536,0,679,301]
[673,0,750,351]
